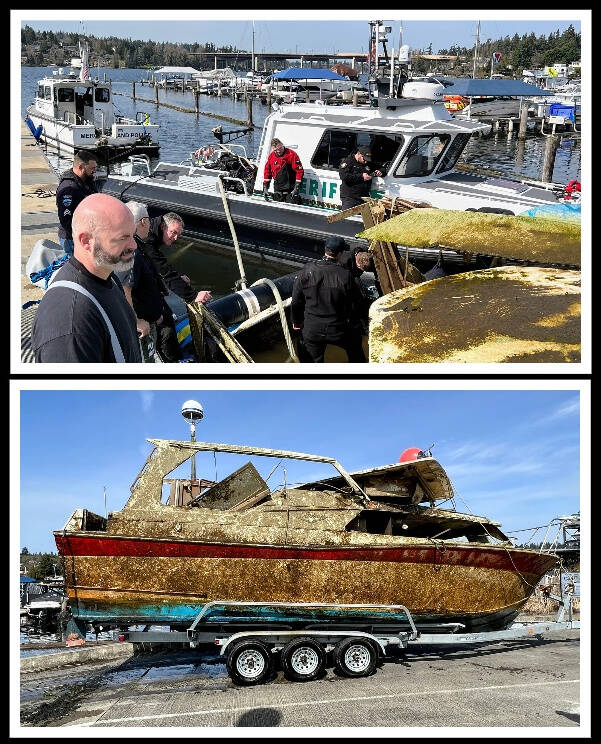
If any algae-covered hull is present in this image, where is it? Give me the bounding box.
[56,536,555,631]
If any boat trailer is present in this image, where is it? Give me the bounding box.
[115,593,579,686]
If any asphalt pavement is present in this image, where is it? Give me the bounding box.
[18,630,582,731]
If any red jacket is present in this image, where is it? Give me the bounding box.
[263,147,304,191]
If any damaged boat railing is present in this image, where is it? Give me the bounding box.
[146,438,371,505]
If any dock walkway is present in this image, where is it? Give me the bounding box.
[20,122,60,361]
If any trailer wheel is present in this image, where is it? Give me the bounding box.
[333,637,378,678]
[281,637,326,682]
[226,640,273,686]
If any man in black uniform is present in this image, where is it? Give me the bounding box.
[338,146,383,210]
[291,236,367,363]
[32,193,142,363]
[56,150,99,255]
[114,201,165,362]
[144,212,212,362]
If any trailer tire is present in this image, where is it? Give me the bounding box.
[226,639,273,686]
[333,637,379,678]
[281,637,326,682]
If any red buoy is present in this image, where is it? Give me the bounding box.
[399,447,423,463]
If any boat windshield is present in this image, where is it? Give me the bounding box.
[436,133,471,173]
[394,134,450,177]
[312,129,404,173]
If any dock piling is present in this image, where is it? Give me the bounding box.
[247,96,253,127]
[132,82,136,100]
[541,134,560,182]
[518,103,529,140]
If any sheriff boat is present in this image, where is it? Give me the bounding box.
[99,78,564,267]
[25,44,159,161]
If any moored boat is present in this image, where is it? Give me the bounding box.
[54,437,557,633]
[25,43,160,160]
[100,74,566,268]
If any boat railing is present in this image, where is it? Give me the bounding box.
[184,143,250,168]
[121,155,152,177]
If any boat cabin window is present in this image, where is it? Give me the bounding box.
[394,134,450,177]
[37,85,45,99]
[57,88,75,103]
[44,86,52,101]
[436,133,471,173]
[95,88,110,103]
[312,129,404,173]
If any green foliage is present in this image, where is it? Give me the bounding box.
[20,26,249,69]
[438,25,580,71]
[21,551,61,580]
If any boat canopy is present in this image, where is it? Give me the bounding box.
[299,457,455,505]
[271,67,348,80]
[430,78,554,97]
[153,66,200,75]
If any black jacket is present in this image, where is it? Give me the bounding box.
[56,169,98,240]
[145,216,197,302]
[338,154,372,205]
[290,257,363,334]
[115,235,166,323]
[339,248,374,279]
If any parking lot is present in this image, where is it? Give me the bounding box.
[19,630,581,730]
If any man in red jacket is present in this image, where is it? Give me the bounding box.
[263,138,304,203]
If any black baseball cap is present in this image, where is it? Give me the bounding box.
[324,236,349,255]
[357,146,372,160]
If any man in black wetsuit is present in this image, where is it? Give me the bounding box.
[55,150,98,255]
[32,193,142,363]
[290,236,367,363]
[144,212,212,362]
[338,146,382,210]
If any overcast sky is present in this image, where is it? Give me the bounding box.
[17,384,584,554]
[15,11,585,55]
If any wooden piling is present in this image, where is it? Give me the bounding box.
[132,82,136,100]
[352,90,358,106]
[541,134,560,182]
[518,103,529,140]
[305,89,310,103]
[247,96,253,127]
[154,83,159,106]
[194,89,199,115]
[266,86,271,108]
[181,78,185,94]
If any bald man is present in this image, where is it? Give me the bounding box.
[32,193,143,363]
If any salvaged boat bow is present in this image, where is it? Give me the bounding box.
[55,438,557,633]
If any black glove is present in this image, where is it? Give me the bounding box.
[262,184,270,201]
[291,184,300,197]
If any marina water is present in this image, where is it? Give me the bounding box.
[22,67,582,358]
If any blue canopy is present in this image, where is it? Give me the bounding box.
[434,78,553,97]
[20,576,38,583]
[271,67,347,81]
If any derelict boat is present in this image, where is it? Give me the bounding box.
[55,438,557,633]
[99,77,564,268]
[25,44,159,161]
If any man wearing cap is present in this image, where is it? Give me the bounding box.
[290,236,366,363]
[338,146,383,210]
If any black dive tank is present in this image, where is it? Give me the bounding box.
[207,272,298,328]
